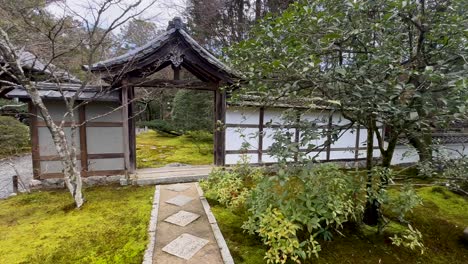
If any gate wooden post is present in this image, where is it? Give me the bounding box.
[214,84,226,166]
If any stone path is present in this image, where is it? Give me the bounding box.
[151,182,231,264]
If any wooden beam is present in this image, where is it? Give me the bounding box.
[127,78,217,90]
[258,107,264,163]
[37,121,123,127]
[79,105,88,173]
[40,170,126,179]
[173,65,181,80]
[29,103,41,179]
[36,153,124,161]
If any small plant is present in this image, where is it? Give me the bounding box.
[390,224,425,254]
[243,163,364,263]
[200,156,263,209]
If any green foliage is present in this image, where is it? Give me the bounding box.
[243,164,364,262]
[388,184,423,223]
[227,0,468,166]
[201,159,263,209]
[186,130,214,155]
[215,184,468,263]
[0,186,154,264]
[418,149,468,194]
[136,130,213,168]
[171,90,213,133]
[390,224,425,254]
[137,119,181,135]
[0,116,30,158]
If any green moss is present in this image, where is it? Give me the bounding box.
[416,186,468,226]
[210,205,266,264]
[136,130,213,168]
[0,186,154,264]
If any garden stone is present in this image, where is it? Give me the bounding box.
[107,175,122,183]
[164,210,200,227]
[165,184,190,192]
[162,233,209,260]
[42,178,65,188]
[165,194,194,206]
[29,179,42,188]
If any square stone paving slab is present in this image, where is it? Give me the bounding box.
[164,210,201,227]
[165,194,194,207]
[165,184,191,192]
[162,233,209,260]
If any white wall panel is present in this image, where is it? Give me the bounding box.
[85,102,122,122]
[225,127,259,150]
[226,107,259,125]
[225,154,258,165]
[86,127,123,154]
[38,127,80,156]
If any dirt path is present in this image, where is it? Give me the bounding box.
[0,155,32,199]
[152,183,225,264]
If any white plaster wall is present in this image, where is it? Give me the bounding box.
[85,102,122,122]
[225,127,259,150]
[38,127,80,156]
[88,158,125,171]
[43,101,78,121]
[225,153,258,164]
[391,143,468,165]
[226,106,259,125]
[40,161,81,174]
[86,127,124,154]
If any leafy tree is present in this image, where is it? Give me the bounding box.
[227,0,467,224]
[117,18,159,53]
[171,90,214,132]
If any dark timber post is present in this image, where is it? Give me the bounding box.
[121,81,130,176]
[214,84,226,166]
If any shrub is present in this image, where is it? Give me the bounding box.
[200,157,263,209]
[242,164,365,263]
[171,90,213,132]
[137,119,181,135]
[0,116,30,158]
[186,130,213,155]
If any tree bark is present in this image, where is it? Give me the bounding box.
[363,120,380,226]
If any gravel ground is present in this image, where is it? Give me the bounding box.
[0,155,33,199]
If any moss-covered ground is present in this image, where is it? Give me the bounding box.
[210,186,468,264]
[0,185,154,264]
[136,130,213,168]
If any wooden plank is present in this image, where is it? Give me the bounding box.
[173,65,181,80]
[88,153,124,159]
[79,105,88,173]
[258,107,264,163]
[127,78,217,90]
[29,103,41,179]
[40,170,126,179]
[37,153,124,161]
[83,170,126,177]
[37,121,123,127]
